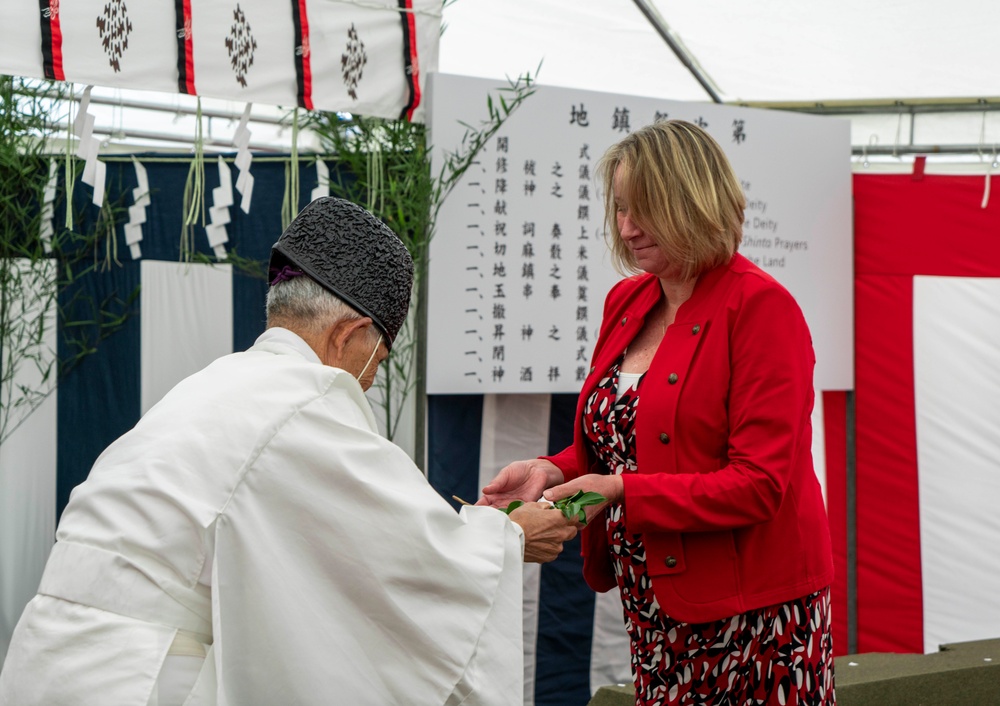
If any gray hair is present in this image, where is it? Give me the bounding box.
[265,276,380,345]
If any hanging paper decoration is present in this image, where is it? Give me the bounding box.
[233,103,254,214]
[39,160,60,253]
[206,156,234,260]
[72,85,106,208]
[5,1,440,122]
[124,157,150,260]
[311,159,329,202]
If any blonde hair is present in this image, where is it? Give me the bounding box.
[598,120,745,281]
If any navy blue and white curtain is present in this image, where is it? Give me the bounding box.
[0,156,633,704]
[1,156,280,666]
[427,393,635,704]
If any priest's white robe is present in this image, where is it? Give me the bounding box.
[0,331,524,706]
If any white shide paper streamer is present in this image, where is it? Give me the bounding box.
[311,159,330,201]
[233,104,254,214]
[73,86,105,208]
[124,157,150,260]
[206,156,234,260]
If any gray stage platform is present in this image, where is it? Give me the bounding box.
[587,638,1000,705]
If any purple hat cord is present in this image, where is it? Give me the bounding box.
[270,265,304,286]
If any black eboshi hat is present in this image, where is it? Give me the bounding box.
[268,197,414,348]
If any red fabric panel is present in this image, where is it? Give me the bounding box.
[855,173,1000,277]
[293,0,314,110]
[821,390,848,656]
[50,6,65,81]
[181,0,195,95]
[40,1,66,81]
[398,0,421,121]
[854,274,922,653]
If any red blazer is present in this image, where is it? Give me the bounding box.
[544,253,834,624]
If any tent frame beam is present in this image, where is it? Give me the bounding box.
[734,97,1000,115]
[854,144,1000,157]
[630,0,724,104]
[738,98,1000,156]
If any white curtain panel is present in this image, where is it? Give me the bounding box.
[914,275,1000,653]
[0,261,58,666]
[140,261,233,415]
[0,390,56,668]
[589,589,632,694]
[811,387,828,505]
[478,393,550,706]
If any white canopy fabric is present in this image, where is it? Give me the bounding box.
[5,0,999,155]
[437,0,1000,103]
[5,0,998,108]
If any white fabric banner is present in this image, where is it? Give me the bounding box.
[0,2,440,121]
[57,1,178,92]
[913,275,1000,654]
[0,3,43,79]
[306,0,440,120]
[140,261,233,415]
[189,1,297,106]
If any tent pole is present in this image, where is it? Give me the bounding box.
[846,390,858,655]
[630,0,724,104]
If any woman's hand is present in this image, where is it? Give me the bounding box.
[507,502,579,563]
[476,459,563,508]
[544,473,624,524]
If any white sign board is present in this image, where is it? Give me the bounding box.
[427,73,853,394]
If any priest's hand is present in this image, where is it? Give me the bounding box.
[508,502,579,563]
[477,459,564,508]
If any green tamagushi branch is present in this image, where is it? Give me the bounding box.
[502,490,607,524]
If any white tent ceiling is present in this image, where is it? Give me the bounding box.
[436,0,1000,163]
[438,0,1000,103]
[12,0,1000,159]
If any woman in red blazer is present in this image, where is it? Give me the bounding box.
[479,121,835,705]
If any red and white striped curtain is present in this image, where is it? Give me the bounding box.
[848,171,1000,654]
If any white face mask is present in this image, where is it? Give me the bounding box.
[358,333,384,382]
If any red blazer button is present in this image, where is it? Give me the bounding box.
[668,373,678,384]
[658,432,671,444]
[664,556,677,568]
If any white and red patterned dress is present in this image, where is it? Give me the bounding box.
[582,357,835,705]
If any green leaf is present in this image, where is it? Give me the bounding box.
[550,490,607,524]
[500,500,525,515]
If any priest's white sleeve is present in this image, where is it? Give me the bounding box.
[188,372,524,706]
